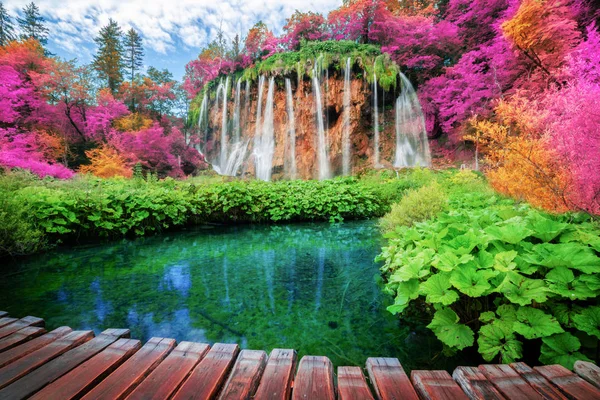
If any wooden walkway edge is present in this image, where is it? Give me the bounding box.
[0,311,598,399]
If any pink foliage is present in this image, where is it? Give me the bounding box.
[370,11,460,73]
[565,23,600,84]
[0,129,74,179]
[85,90,129,141]
[0,65,43,124]
[544,81,600,214]
[446,0,512,46]
[281,11,329,50]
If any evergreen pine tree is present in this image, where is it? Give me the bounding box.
[123,28,144,83]
[0,2,16,46]
[93,18,124,94]
[16,2,49,46]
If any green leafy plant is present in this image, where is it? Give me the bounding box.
[378,192,600,369]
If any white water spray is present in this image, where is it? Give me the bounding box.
[312,57,331,180]
[285,78,297,179]
[342,58,352,175]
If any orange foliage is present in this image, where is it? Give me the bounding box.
[80,146,132,178]
[467,98,571,212]
[35,131,65,161]
[501,0,580,73]
[114,112,153,132]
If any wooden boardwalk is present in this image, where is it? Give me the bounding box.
[0,312,599,399]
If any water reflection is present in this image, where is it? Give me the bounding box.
[1,221,412,367]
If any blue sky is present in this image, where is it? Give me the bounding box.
[6,1,342,80]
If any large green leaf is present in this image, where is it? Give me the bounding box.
[497,273,548,306]
[387,280,420,315]
[450,263,496,297]
[526,212,568,242]
[493,251,518,272]
[432,252,473,272]
[579,274,600,291]
[485,218,533,244]
[445,229,483,255]
[420,273,459,305]
[572,307,600,340]
[540,333,591,370]
[524,243,600,274]
[478,324,523,363]
[389,251,432,282]
[545,267,596,300]
[427,308,474,350]
[551,303,583,328]
[514,307,564,339]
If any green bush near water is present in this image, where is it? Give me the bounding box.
[378,186,600,370]
[1,170,425,258]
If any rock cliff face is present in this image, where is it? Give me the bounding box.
[200,70,407,180]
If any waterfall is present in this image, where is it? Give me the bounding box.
[254,77,275,181]
[244,80,250,131]
[313,57,331,180]
[233,78,241,143]
[342,58,351,175]
[373,72,380,168]
[254,76,265,150]
[394,73,431,167]
[219,77,230,171]
[195,93,208,154]
[285,78,297,179]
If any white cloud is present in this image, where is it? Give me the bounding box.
[6,0,342,56]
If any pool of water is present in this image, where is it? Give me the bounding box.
[1,221,423,367]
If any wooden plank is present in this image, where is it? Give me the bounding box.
[219,349,267,400]
[535,364,600,400]
[126,341,210,400]
[411,370,469,400]
[82,337,176,400]
[291,356,335,400]
[0,326,46,353]
[254,348,297,400]
[452,366,506,400]
[0,318,17,329]
[0,330,93,390]
[0,316,44,340]
[0,327,72,369]
[366,357,419,400]
[172,343,239,400]
[574,361,600,389]
[29,338,141,400]
[479,364,543,399]
[509,362,567,400]
[337,366,374,400]
[0,312,7,319]
[0,329,128,399]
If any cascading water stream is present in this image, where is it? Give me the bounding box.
[394,73,431,167]
[373,72,380,168]
[254,77,275,181]
[233,78,241,143]
[195,93,208,155]
[342,58,351,175]
[285,78,297,179]
[313,57,331,180]
[219,77,230,171]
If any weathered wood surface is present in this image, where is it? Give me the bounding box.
[366,357,419,400]
[172,343,239,400]
[535,364,600,400]
[0,318,17,329]
[82,337,175,400]
[29,338,141,400]
[253,348,297,400]
[574,360,600,389]
[291,356,336,400]
[0,330,93,390]
[126,341,210,400]
[509,362,567,400]
[0,326,46,353]
[218,349,267,400]
[452,366,506,400]
[411,370,469,400]
[337,366,374,400]
[479,364,543,399]
[0,326,72,369]
[0,316,44,340]
[0,329,128,399]
[0,312,8,319]
[0,312,599,400]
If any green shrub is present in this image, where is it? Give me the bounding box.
[0,194,48,257]
[379,182,447,232]
[377,192,600,369]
